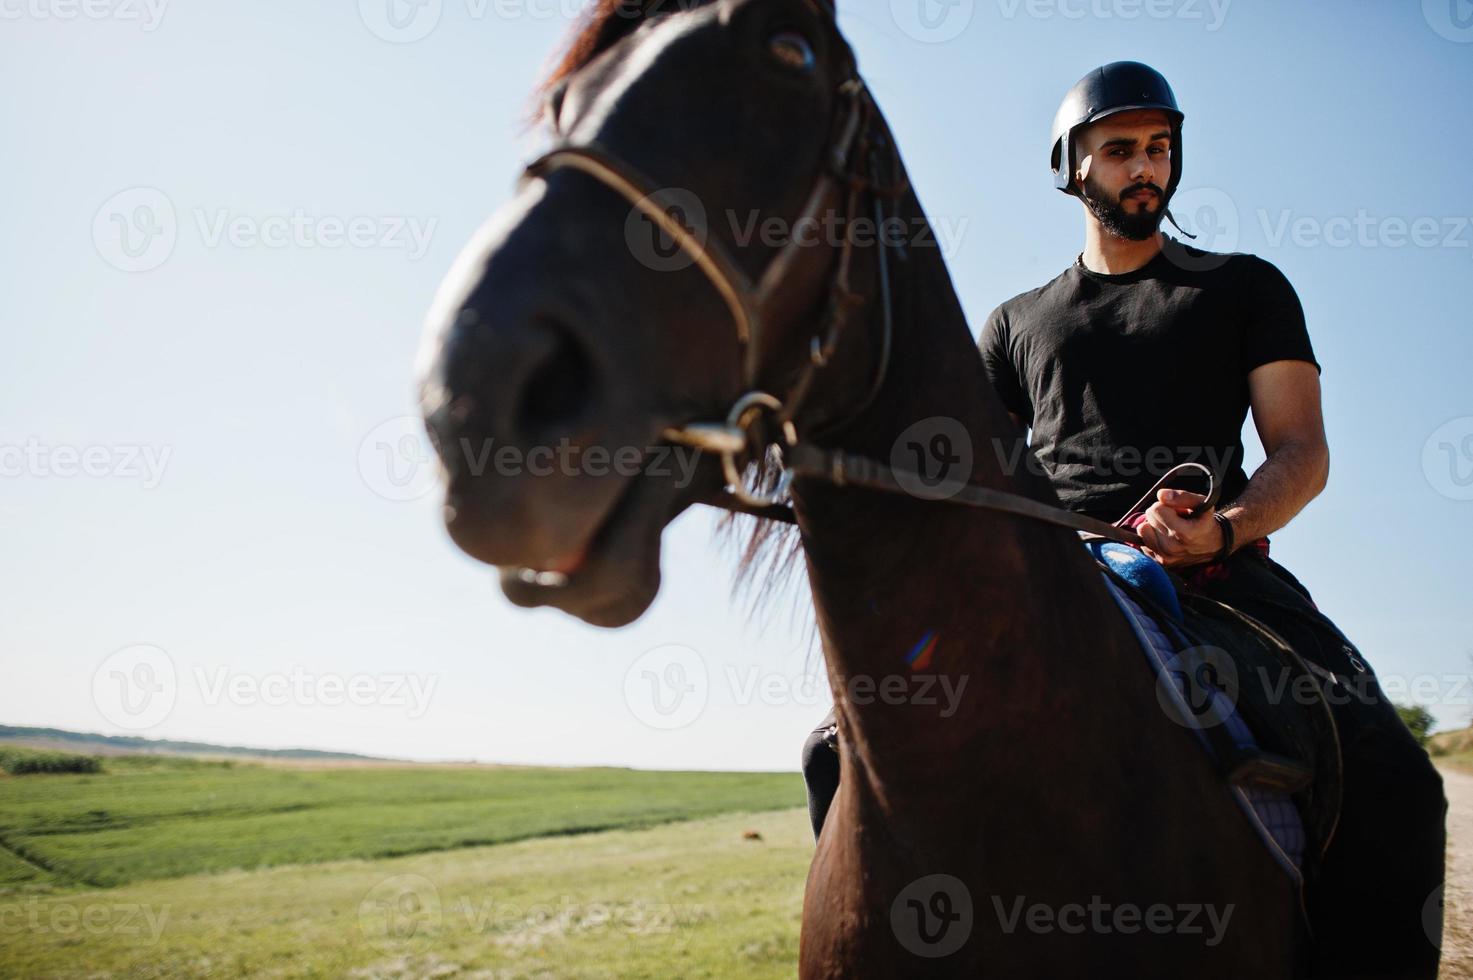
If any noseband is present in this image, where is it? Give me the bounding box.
[522,68,1211,547]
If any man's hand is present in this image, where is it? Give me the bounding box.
[1137,488,1226,569]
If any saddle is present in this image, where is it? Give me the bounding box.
[1091,544,1343,885]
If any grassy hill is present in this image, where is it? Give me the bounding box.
[1430,725,1473,771]
[0,724,389,761]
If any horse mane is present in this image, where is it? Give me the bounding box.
[536,0,817,636]
[716,458,811,637]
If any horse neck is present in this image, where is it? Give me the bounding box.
[790,189,1124,822]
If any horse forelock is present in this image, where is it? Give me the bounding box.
[536,0,703,116]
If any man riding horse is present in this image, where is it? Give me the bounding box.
[802,61,1446,978]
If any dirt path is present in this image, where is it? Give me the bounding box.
[1438,766,1473,977]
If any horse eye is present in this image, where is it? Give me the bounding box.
[768,31,816,72]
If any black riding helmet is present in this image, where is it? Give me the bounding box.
[1050,61,1184,201]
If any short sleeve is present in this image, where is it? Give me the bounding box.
[1240,257,1319,374]
[980,306,1031,422]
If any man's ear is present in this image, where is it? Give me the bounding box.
[1074,153,1092,192]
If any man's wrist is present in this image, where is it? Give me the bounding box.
[1212,511,1236,563]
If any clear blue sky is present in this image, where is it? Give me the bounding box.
[3,1,1470,768]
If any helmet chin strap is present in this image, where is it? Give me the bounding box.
[1163,206,1196,240]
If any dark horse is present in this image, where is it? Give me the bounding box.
[418,1,1302,974]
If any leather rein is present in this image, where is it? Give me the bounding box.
[522,74,1216,548]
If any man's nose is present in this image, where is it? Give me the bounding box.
[1130,151,1155,185]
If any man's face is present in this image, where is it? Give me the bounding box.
[1073,109,1174,241]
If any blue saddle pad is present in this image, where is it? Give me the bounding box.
[1098,569,1307,882]
[1086,540,1183,622]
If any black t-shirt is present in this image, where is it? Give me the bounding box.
[980,246,1318,522]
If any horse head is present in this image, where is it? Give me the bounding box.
[418,0,896,627]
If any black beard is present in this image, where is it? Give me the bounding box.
[1080,174,1167,241]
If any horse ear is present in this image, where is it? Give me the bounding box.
[810,0,838,18]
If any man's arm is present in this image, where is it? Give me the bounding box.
[1138,360,1328,567]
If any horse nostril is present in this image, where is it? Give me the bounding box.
[514,318,595,438]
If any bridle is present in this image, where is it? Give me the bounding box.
[523,53,1213,548]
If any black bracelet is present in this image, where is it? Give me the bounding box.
[1212,512,1235,564]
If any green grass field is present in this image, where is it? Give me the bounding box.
[0,750,812,976]
[0,807,813,978]
[0,752,804,890]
